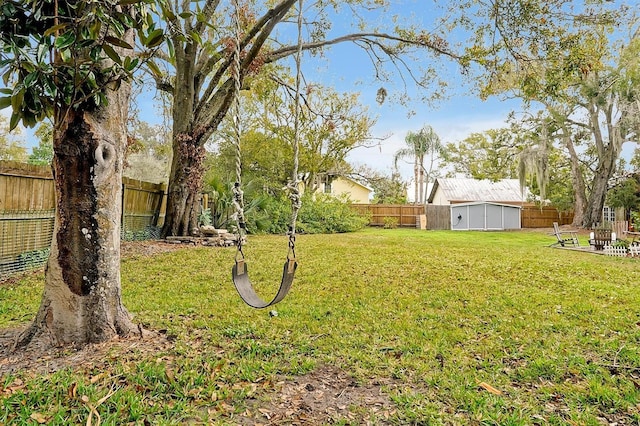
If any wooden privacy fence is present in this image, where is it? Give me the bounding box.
[521,205,574,228]
[0,161,167,278]
[351,204,425,228]
[352,203,573,230]
[0,161,57,277]
[425,205,450,230]
[121,177,166,239]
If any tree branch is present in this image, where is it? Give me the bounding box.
[266,32,462,65]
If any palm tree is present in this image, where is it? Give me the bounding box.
[393,125,444,204]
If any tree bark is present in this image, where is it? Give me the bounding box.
[16,81,138,348]
[583,149,617,228]
[161,133,205,237]
[15,13,140,348]
[562,133,588,227]
[581,99,622,229]
[413,162,419,204]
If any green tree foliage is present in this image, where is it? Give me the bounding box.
[631,148,640,172]
[208,76,376,196]
[27,122,53,165]
[124,119,171,182]
[0,0,163,129]
[445,128,520,180]
[366,171,408,204]
[473,2,639,227]
[0,114,27,161]
[541,149,576,212]
[607,176,640,216]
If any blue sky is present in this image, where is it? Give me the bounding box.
[286,1,524,180]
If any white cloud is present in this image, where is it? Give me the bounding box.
[348,113,512,180]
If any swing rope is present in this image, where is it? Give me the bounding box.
[231,0,303,309]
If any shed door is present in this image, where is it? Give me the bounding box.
[468,204,485,230]
[451,206,468,230]
[504,207,521,229]
[486,204,503,229]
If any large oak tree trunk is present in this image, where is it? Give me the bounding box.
[583,151,616,228]
[563,134,588,227]
[16,74,138,349]
[161,133,205,237]
[581,104,621,229]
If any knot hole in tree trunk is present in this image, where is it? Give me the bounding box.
[94,141,116,185]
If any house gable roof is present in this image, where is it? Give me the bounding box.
[325,173,373,192]
[341,176,373,192]
[427,178,526,204]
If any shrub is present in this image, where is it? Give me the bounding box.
[613,239,629,248]
[631,211,640,231]
[259,193,369,234]
[257,195,292,234]
[17,248,49,269]
[199,208,213,226]
[298,194,369,234]
[383,216,399,229]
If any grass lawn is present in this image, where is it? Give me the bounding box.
[1,228,640,425]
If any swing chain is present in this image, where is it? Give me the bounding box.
[287,183,300,260]
[232,182,247,255]
[231,0,246,255]
[286,0,304,259]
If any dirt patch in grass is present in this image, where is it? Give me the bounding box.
[236,364,399,425]
[120,240,189,257]
[0,327,174,375]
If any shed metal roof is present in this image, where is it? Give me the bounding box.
[450,201,522,209]
[427,178,526,204]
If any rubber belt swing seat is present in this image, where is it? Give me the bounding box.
[231,258,297,309]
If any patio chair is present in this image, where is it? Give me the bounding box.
[590,228,612,251]
[551,222,580,247]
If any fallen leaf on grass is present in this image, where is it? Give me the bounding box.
[90,372,108,384]
[3,378,25,395]
[29,412,48,424]
[477,381,503,396]
[165,368,175,383]
[68,382,77,398]
[258,408,272,419]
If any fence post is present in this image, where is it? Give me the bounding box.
[153,183,167,227]
[120,181,126,234]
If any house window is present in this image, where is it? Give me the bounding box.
[603,206,615,223]
[324,176,333,194]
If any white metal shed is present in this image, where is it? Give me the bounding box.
[450,202,521,231]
